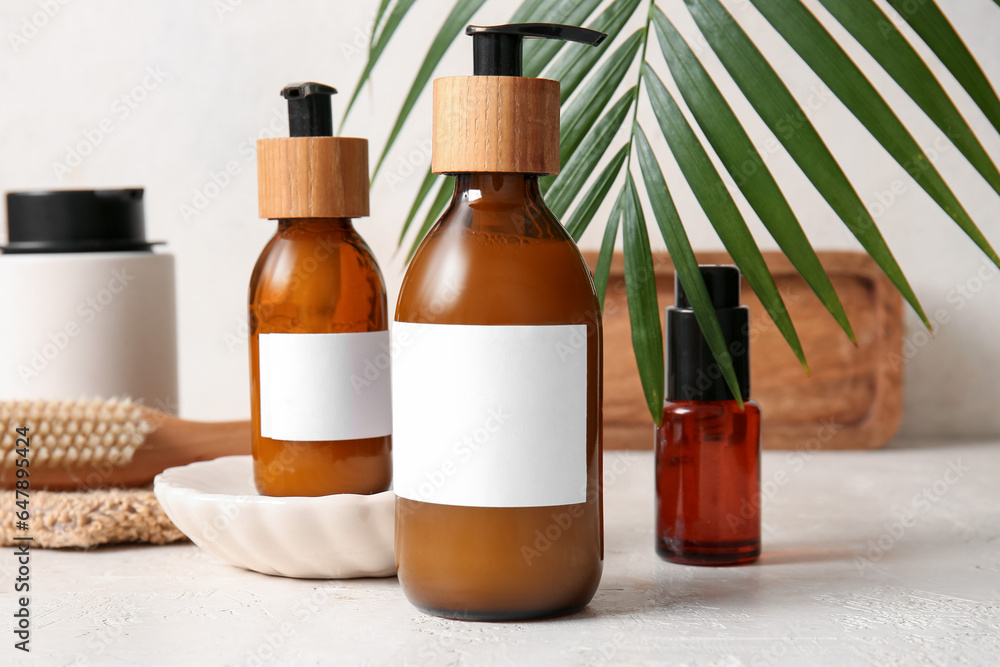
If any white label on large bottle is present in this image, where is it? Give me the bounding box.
[258,331,392,441]
[392,322,588,508]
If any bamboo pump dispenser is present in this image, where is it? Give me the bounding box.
[257,83,368,219]
[251,83,391,497]
[393,24,608,621]
[431,24,605,174]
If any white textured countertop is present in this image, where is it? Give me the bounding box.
[6,441,1000,666]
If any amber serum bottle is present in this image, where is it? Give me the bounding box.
[392,24,607,620]
[656,266,761,565]
[250,82,390,497]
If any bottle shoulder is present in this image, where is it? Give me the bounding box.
[397,198,598,325]
[252,224,385,291]
[662,399,761,420]
[249,221,387,331]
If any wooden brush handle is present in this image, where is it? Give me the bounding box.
[2,416,251,491]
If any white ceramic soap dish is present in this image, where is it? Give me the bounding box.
[154,456,395,579]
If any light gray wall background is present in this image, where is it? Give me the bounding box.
[1,0,998,438]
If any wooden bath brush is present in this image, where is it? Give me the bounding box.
[0,398,249,490]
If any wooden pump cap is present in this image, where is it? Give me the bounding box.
[257,137,370,219]
[432,76,560,175]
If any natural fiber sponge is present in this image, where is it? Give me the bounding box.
[0,487,185,548]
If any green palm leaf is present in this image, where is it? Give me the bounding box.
[523,0,604,77]
[594,187,625,307]
[372,0,487,179]
[622,172,665,422]
[634,125,743,408]
[556,28,644,170]
[643,64,807,369]
[817,0,1000,198]
[342,0,418,124]
[544,0,642,104]
[406,176,454,262]
[545,86,636,218]
[750,0,1000,270]
[566,144,629,242]
[398,170,441,244]
[686,0,930,329]
[373,0,393,27]
[885,0,1000,134]
[509,0,545,22]
[546,87,636,219]
[370,0,394,53]
[652,6,854,343]
[353,0,1000,426]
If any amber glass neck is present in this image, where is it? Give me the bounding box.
[452,173,541,201]
[277,217,354,233]
[446,173,561,239]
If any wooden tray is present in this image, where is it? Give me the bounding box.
[589,251,903,450]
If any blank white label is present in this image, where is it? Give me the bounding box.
[258,331,392,441]
[392,322,588,508]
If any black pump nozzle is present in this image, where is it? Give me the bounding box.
[667,265,751,402]
[466,23,607,77]
[281,82,337,137]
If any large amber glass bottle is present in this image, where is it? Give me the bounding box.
[250,82,390,497]
[395,172,603,620]
[392,22,608,620]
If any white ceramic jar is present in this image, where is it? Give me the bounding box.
[0,189,178,412]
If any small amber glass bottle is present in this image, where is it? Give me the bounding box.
[250,82,391,497]
[656,266,761,565]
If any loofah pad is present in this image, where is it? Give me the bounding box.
[0,486,186,548]
[0,398,153,470]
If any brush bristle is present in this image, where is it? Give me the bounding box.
[0,398,154,469]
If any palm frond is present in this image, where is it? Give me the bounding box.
[545,0,643,104]
[621,172,665,420]
[686,0,930,329]
[546,87,636,219]
[346,0,1000,424]
[816,0,1000,198]
[635,125,743,408]
[554,28,644,172]
[566,144,629,243]
[371,0,487,179]
[342,0,419,124]
[652,6,854,343]
[594,187,625,307]
[643,62,806,371]
[749,0,1000,271]
[885,0,1000,134]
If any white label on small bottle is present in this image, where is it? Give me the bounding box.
[258,331,392,441]
[392,322,588,508]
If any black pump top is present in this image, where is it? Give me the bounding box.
[666,265,751,402]
[3,189,157,254]
[675,265,742,309]
[466,23,607,76]
[281,82,337,137]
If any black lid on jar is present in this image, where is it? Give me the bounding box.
[2,188,161,254]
